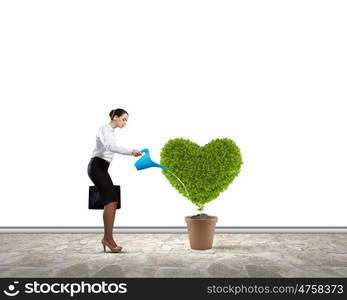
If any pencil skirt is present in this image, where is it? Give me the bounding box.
[87,156,120,209]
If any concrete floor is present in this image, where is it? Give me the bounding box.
[0,233,346,278]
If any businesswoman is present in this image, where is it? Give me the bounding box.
[87,108,141,253]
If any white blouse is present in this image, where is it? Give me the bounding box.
[91,123,133,163]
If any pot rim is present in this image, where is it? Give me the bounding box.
[185,215,218,221]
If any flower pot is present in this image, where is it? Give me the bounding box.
[185,215,218,250]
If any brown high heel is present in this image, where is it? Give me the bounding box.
[101,238,122,253]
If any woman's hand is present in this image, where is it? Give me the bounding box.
[132,149,142,157]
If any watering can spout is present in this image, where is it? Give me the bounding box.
[152,162,169,170]
[134,148,169,171]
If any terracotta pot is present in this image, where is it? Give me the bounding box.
[185,215,218,250]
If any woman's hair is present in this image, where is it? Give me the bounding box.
[109,108,129,120]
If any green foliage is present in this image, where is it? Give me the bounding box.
[160,138,243,211]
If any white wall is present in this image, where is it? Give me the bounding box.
[0,0,346,227]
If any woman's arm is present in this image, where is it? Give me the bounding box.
[99,126,133,155]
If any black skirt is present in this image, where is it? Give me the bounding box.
[87,157,121,209]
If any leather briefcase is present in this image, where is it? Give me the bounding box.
[88,185,121,209]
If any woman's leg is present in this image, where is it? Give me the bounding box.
[88,158,120,248]
[103,201,118,246]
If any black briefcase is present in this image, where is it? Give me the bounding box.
[88,185,121,209]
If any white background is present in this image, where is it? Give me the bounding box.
[0,0,346,227]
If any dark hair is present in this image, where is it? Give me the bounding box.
[109,108,129,120]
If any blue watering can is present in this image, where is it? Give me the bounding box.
[134,148,190,197]
[134,148,169,171]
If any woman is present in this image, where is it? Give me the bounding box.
[87,108,141,253]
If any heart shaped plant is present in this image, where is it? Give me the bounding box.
[160,138,243,212]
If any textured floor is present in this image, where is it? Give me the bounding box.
[0,233,346,278]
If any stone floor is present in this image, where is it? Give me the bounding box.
[0,233,346,278]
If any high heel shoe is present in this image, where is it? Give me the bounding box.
[101,238,122,253]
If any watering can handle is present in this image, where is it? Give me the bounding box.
[140,148,149,155]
